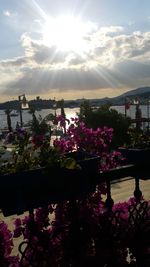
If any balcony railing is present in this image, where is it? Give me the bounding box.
[0,162,150,267]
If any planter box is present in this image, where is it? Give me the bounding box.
[118,147,150,180]
[0,152,100,216]
[64,151,100,174]
[118,147,150,165]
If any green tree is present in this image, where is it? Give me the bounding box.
[5,109,12,132]
[79,99,92,119]
[57,99,66,118]
[29,108,40,133]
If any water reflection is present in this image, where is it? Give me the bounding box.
[0,106,149,130]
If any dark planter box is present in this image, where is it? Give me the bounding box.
[118,147,150,165]
[118,147,150,180]
[0,152,100,216]
[64,151,100,174]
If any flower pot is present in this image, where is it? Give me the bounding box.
[0,152,100,216]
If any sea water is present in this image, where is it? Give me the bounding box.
[0,105,149,130]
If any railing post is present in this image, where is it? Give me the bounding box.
[105,180,114,210]
[134,177,142,201]
[19,208,36,266]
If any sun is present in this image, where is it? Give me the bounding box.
[42,16,91,54]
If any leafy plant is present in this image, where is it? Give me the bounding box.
[29,108,51,136]
[1,115,122,175]
[126,127,150,149]
[78,102,131,148]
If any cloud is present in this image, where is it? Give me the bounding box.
[3,59,150,97]
[98,26,124,34]
[3,66,112,95]
[67,55,87,65]
[113,60,150,87]
[0,57,28,67]
[3,10,11,17]
[2,25,150,98]
[91,30,150,67]
[3,10,16,18]
[32,44,69,64]
[21,33,70,65]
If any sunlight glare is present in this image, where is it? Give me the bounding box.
[42,16,92,54]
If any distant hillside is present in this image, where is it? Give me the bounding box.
[110,87,150,105]
[79,87,150,106]
[0,87,150,109]
[75,86,150,106]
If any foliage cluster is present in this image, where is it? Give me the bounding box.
[79,101,131,148]
[0,114,122,174]
[125,128,150,149]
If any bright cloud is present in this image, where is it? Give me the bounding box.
[1,0,150,100]
[3,10,11,17]
[1,23,150,99]
[3,9,16,18]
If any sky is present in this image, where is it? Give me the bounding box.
[1,0,150,102]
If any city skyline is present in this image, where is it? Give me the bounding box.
[1,0,150,102]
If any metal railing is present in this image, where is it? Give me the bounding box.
[1,163,150,267]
